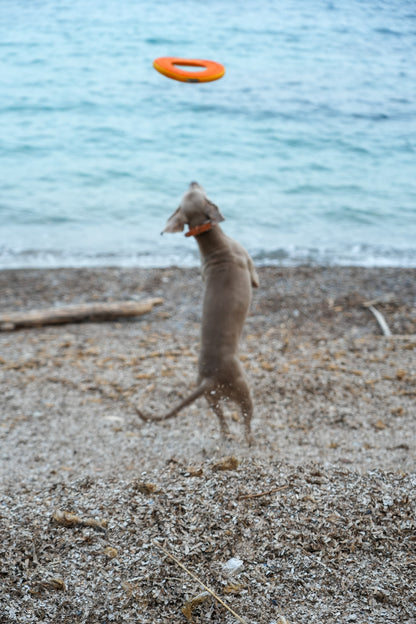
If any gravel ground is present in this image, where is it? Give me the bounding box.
[0,266,415,623]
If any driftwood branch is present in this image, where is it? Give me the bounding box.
[0,298,163,331]
[366,305,392,337]
[362,298,392,337]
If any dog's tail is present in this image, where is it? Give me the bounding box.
[135,379,213,423]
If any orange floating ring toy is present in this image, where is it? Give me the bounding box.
[153,57,225,83]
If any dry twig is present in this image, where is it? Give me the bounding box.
[152,540,250,624]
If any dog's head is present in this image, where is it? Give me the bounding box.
[163,182,225,234]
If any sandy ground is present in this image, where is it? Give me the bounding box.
[0,266,415,623]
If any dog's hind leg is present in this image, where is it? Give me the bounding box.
[205,392,231,438]
[241,390,254,446]
[231,377,254,446]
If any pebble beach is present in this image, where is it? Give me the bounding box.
[1,265,415,623]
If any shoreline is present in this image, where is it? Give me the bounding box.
[1,264,415,334]
[2,241,416,272]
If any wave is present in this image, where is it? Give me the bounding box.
[1,244,415,270]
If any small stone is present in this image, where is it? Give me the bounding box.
[223,557,244,576]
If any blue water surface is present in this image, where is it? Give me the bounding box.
[1,0,415,268]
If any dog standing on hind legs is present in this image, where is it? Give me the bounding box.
[136,182,259,444]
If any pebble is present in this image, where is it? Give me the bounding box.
[223,557,244,576]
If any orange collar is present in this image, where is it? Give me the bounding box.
[185,222,214,237]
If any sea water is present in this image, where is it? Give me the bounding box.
[1,0,415,268]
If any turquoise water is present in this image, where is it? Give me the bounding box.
[1,0,416,268]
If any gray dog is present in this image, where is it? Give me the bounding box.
[136,182,259,443]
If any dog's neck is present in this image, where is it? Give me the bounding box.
[191,224,228,257]
[185,222,214,238]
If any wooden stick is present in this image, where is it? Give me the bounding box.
[0,298,163,331]
[237,484,288,501]
[152,541,250,624]
[366,305,392,337]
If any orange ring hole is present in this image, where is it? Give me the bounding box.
[153,57,225,83]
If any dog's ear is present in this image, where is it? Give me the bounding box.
[162,207,187,233]
[205,200,225,225]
